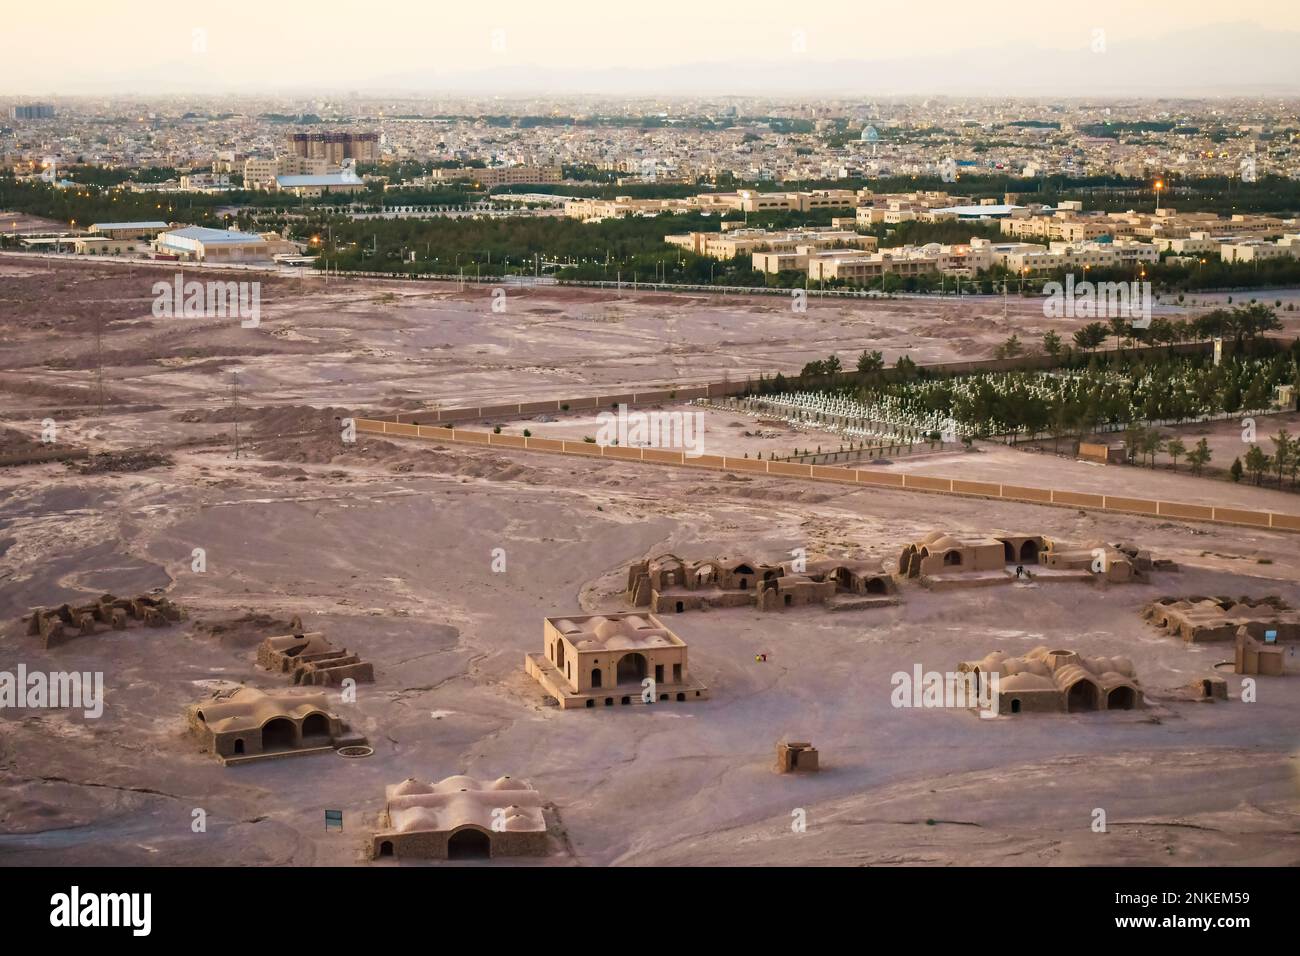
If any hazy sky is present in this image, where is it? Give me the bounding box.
[3,1,1299,95]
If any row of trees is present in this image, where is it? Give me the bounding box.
[1058,305,1283,355]
[1235,429,1300,488]
[767,337,1299,444]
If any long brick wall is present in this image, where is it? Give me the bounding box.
[353,418,1300,534]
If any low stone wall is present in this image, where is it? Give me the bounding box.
[354,418,1300,535]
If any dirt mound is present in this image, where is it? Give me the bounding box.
[0,426,42,456]
[69,450,172,474]
[191,611,303,648]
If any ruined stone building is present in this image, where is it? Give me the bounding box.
[24,593,184,649]
[186,686,367,764]
[898,532,1160,587]
[371,775,548,861]
[258,631,374,686]
[1142,596,1299,643]
[526,613,709,709]
[957,647,1143,715]
[626,552,895,614]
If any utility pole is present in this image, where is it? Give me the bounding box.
[231,370,241,460]
[95,315,105,416]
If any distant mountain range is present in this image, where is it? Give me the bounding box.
[12,22,1300,98]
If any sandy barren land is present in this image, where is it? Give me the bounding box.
[1,258,1298,867]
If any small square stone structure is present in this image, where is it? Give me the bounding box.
[1235,629,1287,676]
[526,612,709,709]
[371,775,548,861]
[1186,676,1229,700]
[775,741,819,773]
[187,685,366,765]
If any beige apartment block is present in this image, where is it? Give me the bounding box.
[667,227,874,262]
[957,647,1143,715]
[87,220,169,240]
[371,775,548,861]
[526,613,709,709]
[431,165,562,187]
[1220,239,1298,263]
[564,196,695,220]
[243,155,329,190]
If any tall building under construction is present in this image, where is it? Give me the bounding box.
[285,131,379,165]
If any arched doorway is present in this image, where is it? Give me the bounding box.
[1003,541,1016,563]
[616,653,647,685]
[1066,680,1098,712]
[378,841,394,858]
[233,738,245,754]
[1107,686,1136,710]
[447,828,492,860]
[943,550,962,567]
[1020,540,1040,563]
[301,712,330,739]
[556,641,565,670]
[866,577,887,595]
[261,717,297,750]
[590,667,602,689]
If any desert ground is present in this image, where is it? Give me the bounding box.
[1,256,1298,867]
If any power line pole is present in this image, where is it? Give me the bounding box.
[231,370,241,459]
[95,315,105,417]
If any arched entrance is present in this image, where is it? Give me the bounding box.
[378,841,394,857]
[1066,680,1098,712]
[261,717,297,750]
[447,828,492,860]
[555,641,565,669]
[590,667,602,689]
[1003,541,1016,563]
[617,653,647,685]
[301,712,330,739]
[866,577,888,594]
[613,655,644,686]
[1020,540,1039,563]
[1107,686,1136,710]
